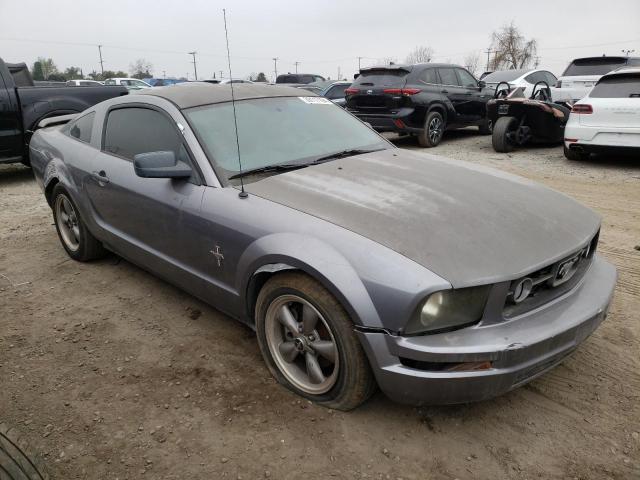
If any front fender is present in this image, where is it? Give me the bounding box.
[236,233,382,329]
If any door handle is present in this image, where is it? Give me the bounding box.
[91,170,110,184]
[440,89,449,94]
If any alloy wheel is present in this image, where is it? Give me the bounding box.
[265,294,339,395]
[55,194,80,252]
[428,117,443,144]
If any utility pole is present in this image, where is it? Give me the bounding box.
[219,70,224,79]
[337,66,341,80]
[357,56,363,71]
[162,70,166,78]
[622,49,635,57]
[484,48,497,72]
[97,45,104,76]
[273,57,279,81]
[188,51,198,80]
[294,61,300,73]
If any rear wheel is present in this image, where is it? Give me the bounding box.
[0,423,49,480]
[564,145,589,161]
[51,184,106,261]
[417,111,445,148]
[255,272,376,411]
[492,116,518,152]
[478,119,493,135]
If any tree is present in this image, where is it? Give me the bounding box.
[64,66,83,80]
[255,72,268,82]
[88,69,127,81]
[463,52,481,77]
[129,58,153,79]
[377,56,398,66]
[405,45,434,64]
[490,22,537,70]
[32,57,57,80]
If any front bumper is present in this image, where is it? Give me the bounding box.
[357,255,617,405]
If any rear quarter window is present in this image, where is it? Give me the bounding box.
[66,112,95,144]
[590,75,640,98]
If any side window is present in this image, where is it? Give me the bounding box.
[525,72,543,84]
[419,68,439,84]
[103,107,185,162]
[438,68,460,86]
[456,69,478,88]
[326,84,348,99]
[543,71,557,85]
[67,112,95,144]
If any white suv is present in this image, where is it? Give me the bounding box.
[564,67,640,160]
[555,56,640,102]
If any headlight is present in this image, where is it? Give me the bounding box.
[403,286,492,335]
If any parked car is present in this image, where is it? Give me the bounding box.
[30,84,616,410]
[555,56,640,102]
[483,69,558,98]
[487,81,571,152]
[104,78,152,90]
[320,81,352,107]
[66,79,104,86]
[276,73,325,84]
[0,57,127,166]
[564,67,640,160]
[345,63,493,147]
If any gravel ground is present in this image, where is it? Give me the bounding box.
[1,131,639,480]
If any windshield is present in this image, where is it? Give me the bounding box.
[562,58,627,76]
[483,70,527,83]
[185,96,390,183]
[591,75,640,98]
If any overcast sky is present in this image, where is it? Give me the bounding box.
[1,0,639,80]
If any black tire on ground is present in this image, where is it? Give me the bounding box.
[0,423,49,480]
[478,119,493,135]
[51,184,106,262]
[255,272,377,411]
[417,111,445,148]
[564,145,589,161]
[492,116,518,153]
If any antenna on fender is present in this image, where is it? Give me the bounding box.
[223,8,248,199]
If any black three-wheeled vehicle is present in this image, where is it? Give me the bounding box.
[486,81,572,152]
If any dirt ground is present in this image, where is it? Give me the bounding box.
[1,132,639,480]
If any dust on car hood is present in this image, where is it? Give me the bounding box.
[245,149,600,287]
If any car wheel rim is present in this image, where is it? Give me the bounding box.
[55,194,80,252]
[428,117,442,143]
[265,294,339,395]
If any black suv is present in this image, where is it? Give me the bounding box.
[276,73,325,84]
[345,64,492,147]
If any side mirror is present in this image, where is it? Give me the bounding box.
[478,80,486,89]
[133,151,192,179]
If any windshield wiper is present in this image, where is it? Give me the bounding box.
[310,148,385,164]
[228,163,308,180]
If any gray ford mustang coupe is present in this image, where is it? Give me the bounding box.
[29,84,617,410]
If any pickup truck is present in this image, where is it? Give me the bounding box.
[0,57,128,166]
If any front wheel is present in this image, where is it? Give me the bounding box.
[492,116,518,152]
[51,184,106,261]
[417,111,445,147]
[255,272,376,411]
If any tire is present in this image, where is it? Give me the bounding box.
[492,116,518,153]
[417,111,445,148]
[0,423,49,480]
[564,145,589,161]
[51,184,106,261]
[478,119,493,135]
[255,272,376,411]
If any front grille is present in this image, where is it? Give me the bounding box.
[503,232,599,319]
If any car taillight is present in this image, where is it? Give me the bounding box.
[344,88,359,95]
[571,104,593,114]
[383,88,421,96]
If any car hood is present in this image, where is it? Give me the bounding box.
[245,149,600,287]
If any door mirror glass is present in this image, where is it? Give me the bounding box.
[133,151,192,179]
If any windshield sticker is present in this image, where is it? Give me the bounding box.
[299,97,333,105]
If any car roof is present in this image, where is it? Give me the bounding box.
[136,83,315,109]
[601,67,640,79]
